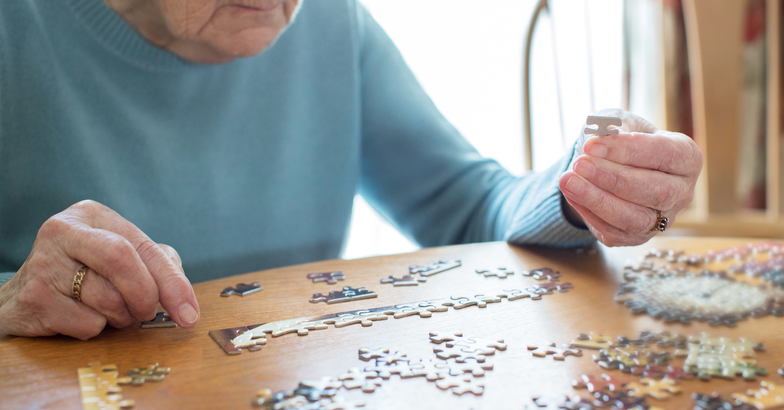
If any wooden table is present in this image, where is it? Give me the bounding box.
[2,237,783,409]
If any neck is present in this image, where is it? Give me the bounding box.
[102,0,236,64]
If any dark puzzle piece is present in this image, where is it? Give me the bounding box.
[310,286,378,304]
[584,115,622,137]
[220,282,262,297]
[306,271,346,285]
[408,259,461,277]
[140,312,176,329]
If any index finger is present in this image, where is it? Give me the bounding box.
[582,131,702,176]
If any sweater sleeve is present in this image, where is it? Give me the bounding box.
[355,4,595,248]
[0,272,14,286]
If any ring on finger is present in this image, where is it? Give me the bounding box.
[649,210,669,233]
[72,267,88,301]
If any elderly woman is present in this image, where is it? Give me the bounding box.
[0,0,701,340]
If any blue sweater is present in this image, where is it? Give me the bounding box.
[0,0,593,284]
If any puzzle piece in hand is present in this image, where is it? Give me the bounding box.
[571,333,613,350]
[435,374,484,396]
[475,267,514,279]
[521,267,561,281]
[731,381,784,409]
[358,348,408,365]
[380,274,427,286]
[307,271,346,285]
[408,259,461,277]
[220,282,262,297]
[310,286,378,304]
[118,363,170,386]
[584,115,622,137]
[293,377,343,401]
[528,342,582,360]
[140,312,177,329]
[624,377,681,400]
[441,294,502,310]
[338,368,382,393]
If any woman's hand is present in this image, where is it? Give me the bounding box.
[0,200,199,339]
[559,109,703,247]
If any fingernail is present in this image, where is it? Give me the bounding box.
[574,160,596,179]
[564,175,586,195]
[585,143,607,158]
[179,303,199,325]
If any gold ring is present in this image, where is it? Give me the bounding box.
[72,267,88,301]
[649,210,669,233]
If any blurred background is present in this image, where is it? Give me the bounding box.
[345,0,783,259]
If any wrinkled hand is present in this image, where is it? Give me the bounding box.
[0,200,199,339]
[559,109,702,246]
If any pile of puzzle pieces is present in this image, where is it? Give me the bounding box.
[251,331,506,409]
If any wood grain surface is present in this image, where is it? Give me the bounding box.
[2,237,783,409]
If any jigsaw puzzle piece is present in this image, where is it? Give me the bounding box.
[496,288,541,301]
[441,294,502,310]
[220,282,262,297]
[408,259,461,276]
[399,358,449,381]
[140,311,176,329]
[521,267,561,281]
[475,267,514,279]
[392,301,448,318]
[584,115,622,136]
[528,342,582,360]
[338,368,382,393]
[380,274,427,286]
[433,345,488,363]
[310,287,378,304]
[571,332,613,350]
[624,377,681,400]
[731,380,784,409]
[294,377,343,402]
[435,374,484,396]
[363,361,419,380]
[306,271,346,285]
[358,348,408,365]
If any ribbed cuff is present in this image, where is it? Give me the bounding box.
[0,272,15,287]
[506,140,596,247]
